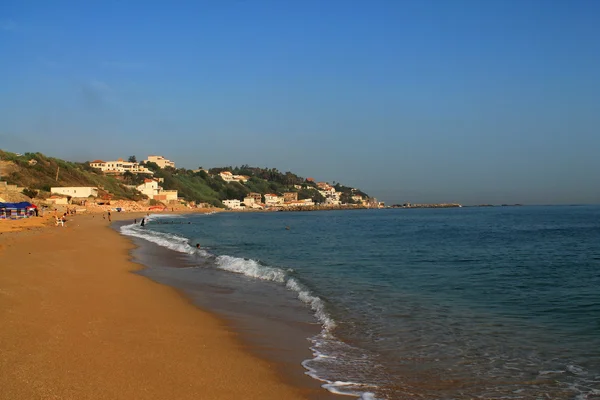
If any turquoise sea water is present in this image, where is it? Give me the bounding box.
[121,206,600,399]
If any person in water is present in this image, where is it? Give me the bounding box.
[196,243,200,249]
[141,218,145,227]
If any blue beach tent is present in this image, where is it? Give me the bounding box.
[0,202,36,219]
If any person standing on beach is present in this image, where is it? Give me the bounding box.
[107,211,111,222]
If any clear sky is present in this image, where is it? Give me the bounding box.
[1,0,599,205]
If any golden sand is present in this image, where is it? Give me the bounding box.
[0,213,312,399]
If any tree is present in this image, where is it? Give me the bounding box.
[123,171,134,184]
[142,161,160,172]
[128,155,137,163]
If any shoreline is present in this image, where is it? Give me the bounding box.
[0,212,320,399]
[114,218,342,400]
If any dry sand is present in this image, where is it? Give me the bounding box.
[0,213,311,399]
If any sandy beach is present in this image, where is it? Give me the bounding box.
[0,213,313,399]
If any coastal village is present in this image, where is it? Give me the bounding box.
[0,151,385,218]
[83,155,383,210]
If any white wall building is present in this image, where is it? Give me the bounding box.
[136,179,161,198]
[264,194,283,205]
[136,179,178,202]
[51,186,99,198]
[222,199,243,209]
[283,199,314,207]
[219,171,236,182]
[90,159,153,175]
[219,171,249,183]
[144,155,175,169]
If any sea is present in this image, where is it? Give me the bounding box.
[119,206,600,400]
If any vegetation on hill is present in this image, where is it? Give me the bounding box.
[0,150,370,206]
[0,150,142,200]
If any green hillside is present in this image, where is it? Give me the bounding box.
[0,150,371,206]
[0,150,142,200]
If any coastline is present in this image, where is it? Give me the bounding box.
[0,212,319,399]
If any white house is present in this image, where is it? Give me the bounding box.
[51,186,99,198]
[144,155,175,169]
[232,175,248,183]
[243,196,255,206]
[264,193,283,206]
[219,171,249,184]
[283,199,314,208]
[136,179,178,202]
[222,199,243,210]
[325,197,341,206]
[136,179,161,198]
[90,159,153,175]
[219,171,236,182]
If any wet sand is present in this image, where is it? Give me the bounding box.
[0,213,311,399]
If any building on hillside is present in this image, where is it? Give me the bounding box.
[317,182,331,190]
[285,199,314,207]
[136,179,178,202]
[352,194,364,202]
[136,179,161,198]
[219,171,249,183]
[222,199,243,210]
[90,159,153,175]
[144,155,175,169]
[234,175,250,183]
[243,196,263,209]
[319,187,336,196]
[365,198,380,208]
[219,171,236,182]
[306,177,315,183]
[51,187,99,198]
[283,192,298,202]
[325,197,341,206]
[264,193,283,206]
[248,192,262,203]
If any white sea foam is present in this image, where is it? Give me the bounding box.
[120,217,377,399]
[121,222,195,255]
[214,255,287,283]
[286,277,336,331]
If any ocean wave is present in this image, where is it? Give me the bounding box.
[121,222,196,255]
[215,255,287,283]
[120,218,378,399]
[303,335,383,399]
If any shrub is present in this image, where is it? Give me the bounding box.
[22,188,39,198]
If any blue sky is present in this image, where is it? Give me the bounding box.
[1,0,599,205]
